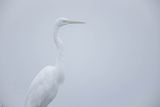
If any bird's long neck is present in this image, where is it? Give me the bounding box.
[53,26,64,70]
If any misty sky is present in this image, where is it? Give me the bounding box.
[0,0,160,107]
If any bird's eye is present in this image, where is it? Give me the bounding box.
[63,20,67,23]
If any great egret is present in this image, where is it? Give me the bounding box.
[25,17,85,107]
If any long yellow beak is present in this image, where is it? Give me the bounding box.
[67,20,85,24]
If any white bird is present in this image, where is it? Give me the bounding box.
[25,17,85,107]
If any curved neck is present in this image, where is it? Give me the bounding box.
[53,26,64,69]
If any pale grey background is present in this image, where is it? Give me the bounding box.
[0,0,160,107]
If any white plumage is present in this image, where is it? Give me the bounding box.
[25,18,85,107]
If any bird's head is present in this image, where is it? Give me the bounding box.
[55,17,85,27]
